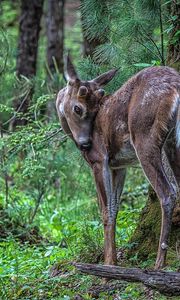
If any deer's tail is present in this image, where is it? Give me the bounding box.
[176,95,180,147]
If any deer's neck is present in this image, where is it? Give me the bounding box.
[92,75,138,165]
[96,75,137,143]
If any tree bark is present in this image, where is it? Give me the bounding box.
[75,263,180,296]
[46,0,65,77]
[11,0,44,129]
[16,0,44,77]
[45,0,65,120]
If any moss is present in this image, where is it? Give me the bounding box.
[128,187,180,265]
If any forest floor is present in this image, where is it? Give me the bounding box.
[0,156,179,300]
[1,205,180,300]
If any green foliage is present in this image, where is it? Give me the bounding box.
[79,0,174,89]
[0,0,179,299]
[0,239,73,299]
[81,0,110,41]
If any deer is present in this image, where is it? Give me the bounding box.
[56,54,180,269]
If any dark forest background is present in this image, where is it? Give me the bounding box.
[0,0,179,299]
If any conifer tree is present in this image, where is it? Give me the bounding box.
[79,0,172,84]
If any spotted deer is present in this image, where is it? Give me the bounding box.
[56,54,180,269]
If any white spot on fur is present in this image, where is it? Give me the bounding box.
[59,103,64,115]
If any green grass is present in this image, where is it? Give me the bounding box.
[0,165,178,299]
[1,239,177,300]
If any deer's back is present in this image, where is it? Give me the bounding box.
[94,66,180,164]
[128,67,180,143]
[97,66,179,139]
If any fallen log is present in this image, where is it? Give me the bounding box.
[74,263,180,296]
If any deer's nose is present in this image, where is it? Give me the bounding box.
[79,141,92,151]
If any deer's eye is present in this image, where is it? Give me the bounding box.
[74,105,83,116]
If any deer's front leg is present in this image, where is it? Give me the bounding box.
[93,160,126,265]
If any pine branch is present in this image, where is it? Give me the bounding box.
[140,26,163,62]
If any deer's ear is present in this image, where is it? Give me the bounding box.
[91,68,118,86]
[64,53,79,82]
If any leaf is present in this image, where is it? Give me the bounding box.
[133,63,152,67]
[44,250,53,257]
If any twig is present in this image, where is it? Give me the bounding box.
[3,89,31,126]
[29,190,44,224]
[140,27,163,62]
[136,39,161,60]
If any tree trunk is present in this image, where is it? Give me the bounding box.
[11,0,44,129]
[75,263,180,296]
[16,0,44,78]
[46,0,65,78]
[45,0,65,120]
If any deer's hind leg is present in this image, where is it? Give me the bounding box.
[133,136,177,269]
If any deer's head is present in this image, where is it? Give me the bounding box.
[56,54,118,151]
